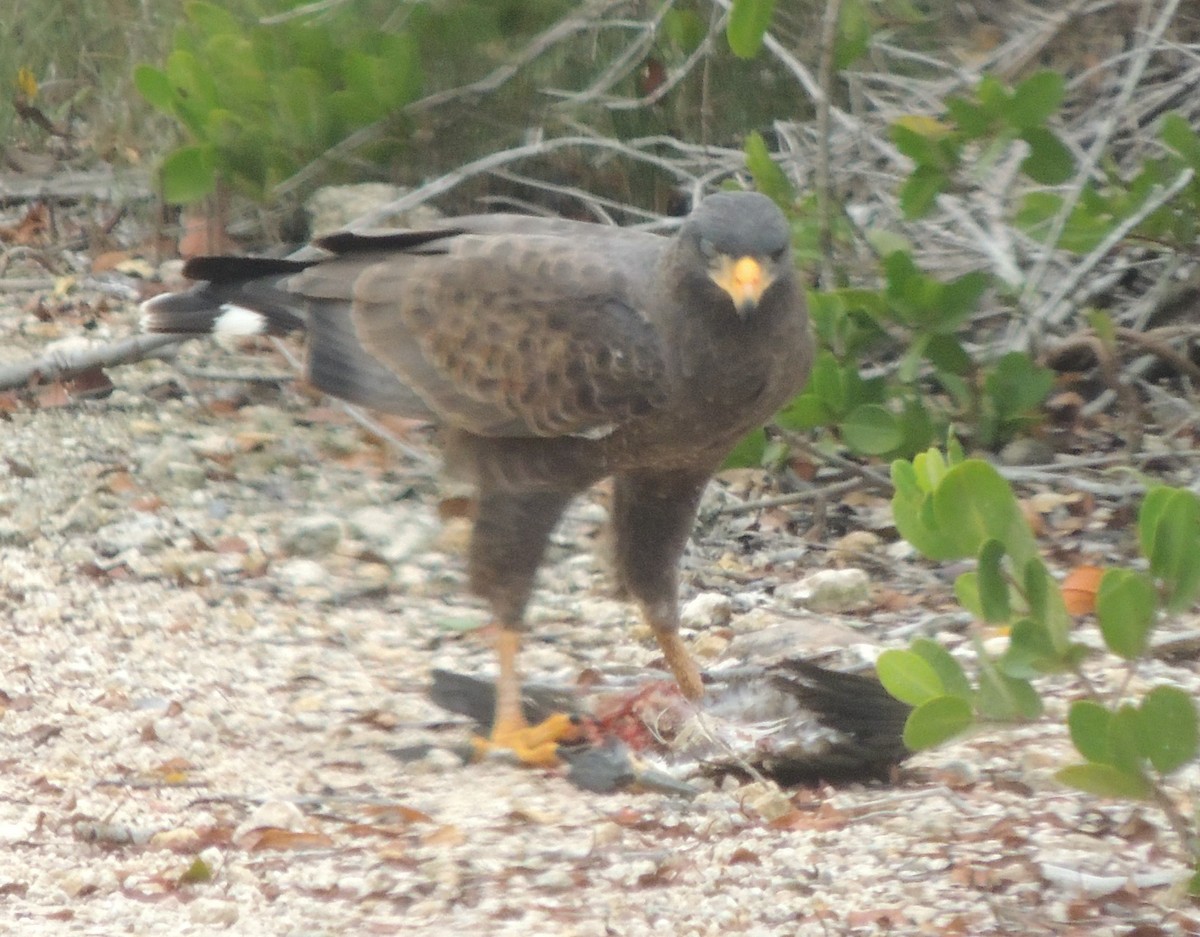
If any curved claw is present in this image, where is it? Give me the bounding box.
[471,712,580,767]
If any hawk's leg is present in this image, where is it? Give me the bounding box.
[610,470,710,701]
[468,487,578,765]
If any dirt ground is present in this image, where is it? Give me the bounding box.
[0,246,1196,937]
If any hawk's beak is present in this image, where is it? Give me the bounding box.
[711,255,772,316]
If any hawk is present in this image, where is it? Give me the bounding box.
[142,191,813,764]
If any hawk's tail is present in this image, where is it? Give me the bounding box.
[139,256,313,338]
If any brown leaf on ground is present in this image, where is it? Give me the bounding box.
[1062,565,1104,615]
[0,202,49,244]
[239,828,336,852]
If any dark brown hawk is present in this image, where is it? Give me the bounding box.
[142,191,813,764]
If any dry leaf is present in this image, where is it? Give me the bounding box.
[239,827,335,852]
[420,824,465,847]
[1062,565,1104,615]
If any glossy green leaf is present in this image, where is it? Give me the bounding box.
[984,352,1054,419]
[1096,568,1157,659]
[744,131,795,206]
[160,145,216,204]
[1056,763,1153,800]
[1161,112,1200,168]
[776,393,831,430]
[1006,71,1064,129]
[876,649,944,706]
[1109,704,1146,774]
[898,165,946,219]
[976,661,1041,721]
[930,460,1036,565]
[842,404,903,455]
[976,539,1011,623]
[1067,700,1112,763]
[1001,617,1061,678]
[910,638,972,700]
[834,0,871,69]
[1139,686,1199,774]
[1020,127,1074,184]
[1138,487,1200,614]
[185,0,242,37]
[726,0,776,58]
[903,696,973,750]
[133,65,178,114]
[953,571,983,621]
[945,96,991,136]
[723,427,767,469]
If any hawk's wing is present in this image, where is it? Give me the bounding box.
[290,220,671,437]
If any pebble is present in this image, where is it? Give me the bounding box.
[274,557,331,589]
[680,592,733,629]
[347,504,437,563]
[279,514,344,556]
[779,568,870,612]
[188,898,240,926]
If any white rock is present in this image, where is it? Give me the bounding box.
[680,592,733,629]
[234,800,308,840]
[188,897,240,926]
[279,514,344,556]
[779,568,870,612]
[274,557,330,589]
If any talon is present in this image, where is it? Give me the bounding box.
[472,712,581,766]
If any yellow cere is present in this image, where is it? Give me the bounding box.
[711,254,773,311]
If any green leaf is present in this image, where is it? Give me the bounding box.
[903,696,973,750]
[1001,618,1061,678]
[910,638,972,700]
[1108,704,1145,774]
[1006,71,1065,129]
[876,649,944,706]
[1160,112,1200,168]
[1096,568,1157,659]
[930,461,1037,566]
[953,571,983,620]
[1138,487,1200,613]
[185,0,242,37]
[984,352,1055,418]
[1067,700,1112,763]
[179,856,213,884]
[976,661,1041,721]
[937,271,990,329]
[159,145,216,204]
[1020,127,1075,184]
[663,9,708,53]
[945,96,991,137]
[133,65,178,114]
[744,131,795,205]
[776,393,831,430]
[834,0,871,69]
[723,427,767,469]
[1139,686,1199,774]
[975,75,1010,118]
[898,165,946,219]
[1056,763,1153,800]
[374,32,423,109]
[842,404,902,455]
[924,334,972,375]
[726,0,776,58]
[976,539,1011,623]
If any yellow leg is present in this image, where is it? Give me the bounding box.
[654,628,704,701]
[472,628,577,766]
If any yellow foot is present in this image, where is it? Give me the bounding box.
[471,712,579,767]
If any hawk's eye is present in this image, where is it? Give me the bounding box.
[769,246,788,264]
